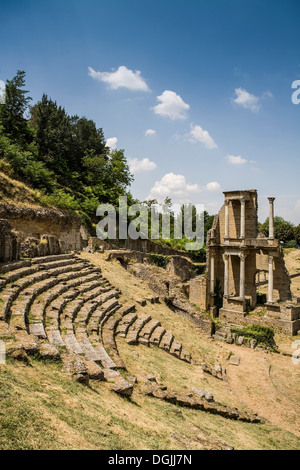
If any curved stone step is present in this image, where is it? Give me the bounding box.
[28,269,102,334]
[0,256,83,288]
[0,259,31,275]
[45,279,104,335]
[0,261,89,321]
[117,313,138,337]
[139,319,161,340]
[102,312,126,369]
[149,326,166,346]
[73,288,119,328]
[31,253,76,265]
[63,333,83,355]
[86,296,121,334]
[126,314,152,345]
[169,339,182,358]
[9,263,96,331]
[159,330,174,352]
[89,332,117,369]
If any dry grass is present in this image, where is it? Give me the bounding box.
[0,170,44,209]
[0,356,299,450]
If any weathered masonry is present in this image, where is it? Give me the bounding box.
[190,190,300,335]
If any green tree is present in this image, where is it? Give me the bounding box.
[294,224,300,245]
[0,70,33,144]
[260,216,294,242]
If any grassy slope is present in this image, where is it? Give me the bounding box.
[0,252,299,449]
[0,170,43,208]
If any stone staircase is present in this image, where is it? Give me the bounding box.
[116,304,192,363]
[0,253,193,396]
[0,253,133,395]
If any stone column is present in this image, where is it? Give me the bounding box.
[240,198,246,239]
[224,254,229,297]
[268,256,274,303]
[268,197,275,239]
[239,252,246,299]
[224,200,229,239]
[210,253,215,295]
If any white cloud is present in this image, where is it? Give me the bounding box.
[189,124,217,149]
[147,172,201,203]
[128,158,157,174]
[232,87,260,112]
[153,90,190,120]
[106,137,118,150]
[206,181,221,192]
[145,129,156,136]
[88,65,150,92]
[226,154,247,165]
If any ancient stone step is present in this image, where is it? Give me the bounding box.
[60,285,110,331]
[102,313,126,369]
[76,333,104,363]
[47,328,65,347]
[111,376,134,396]
[89,333,117,369]
[169,339,182,358]
[14,330,39,355]
[31,253,76,265]
[180,348,192,363]
[63,333,83,355]
[84,360,105,381]
[10,277,61,331]
[0,320,14,340]
[126,314,152,345]
[0,261,90,321]
[29,269,102,325]
[116,312,138,337]
[0,259,31,275]
[159,330,174,352]
[77,289,119,329]
[139,319,161,340]
[99,299,121,327]
[62,353,89,385]
[149,326,166,346]
[29,322,47,339]
[45,279,106,333]
[118,304,136,317]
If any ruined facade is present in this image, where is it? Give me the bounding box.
[190,190,300,335]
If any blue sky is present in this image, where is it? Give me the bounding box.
[1,0,300,222]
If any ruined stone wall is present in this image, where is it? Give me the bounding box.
[217,190,258,240]
[0,204,84,253]
[0,219,20,262]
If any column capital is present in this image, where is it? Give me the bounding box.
[268,197,275,203]
[224,253,229,260]
[239,252,247,260]
[224,199,229,206]
[240,197,246,205]
[268,255,274,264]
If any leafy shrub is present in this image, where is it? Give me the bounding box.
[150,254,170,268]
[230,324,276,349]
[284,239,298,248]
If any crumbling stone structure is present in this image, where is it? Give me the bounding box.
[190,190,300,335]
[0,219,20,262]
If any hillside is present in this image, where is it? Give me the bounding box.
[0,251,299,450]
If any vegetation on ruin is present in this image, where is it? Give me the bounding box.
[230,325,276,350]
[150,254,171,268]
